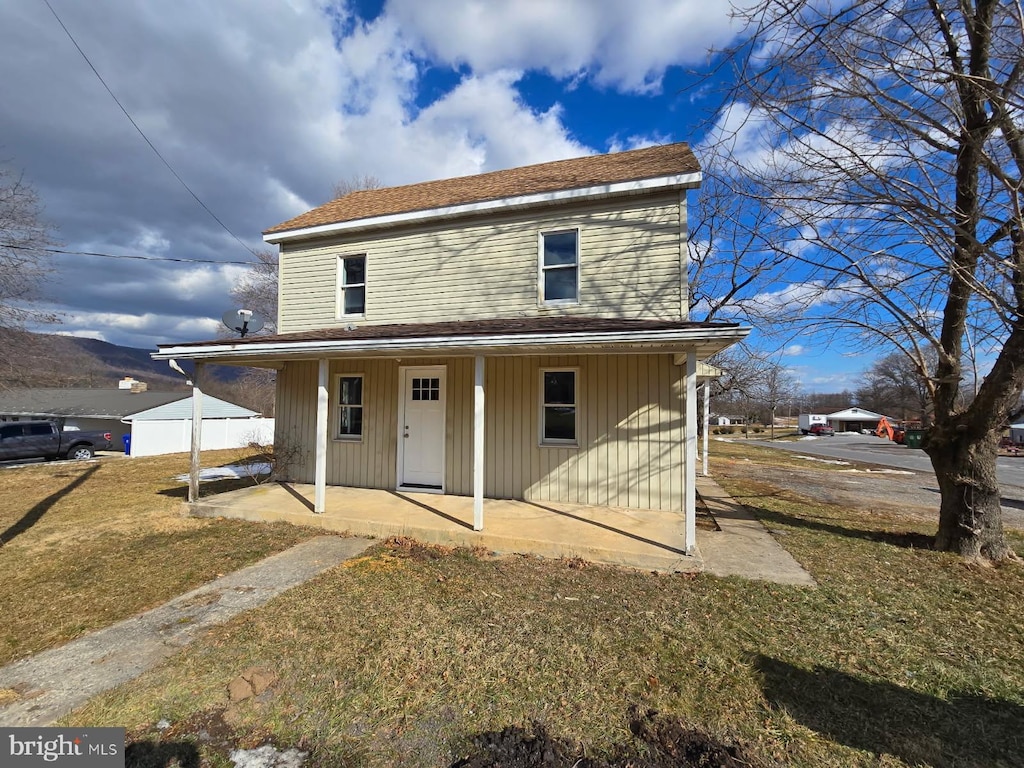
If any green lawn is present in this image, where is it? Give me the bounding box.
[38,444,1024,767]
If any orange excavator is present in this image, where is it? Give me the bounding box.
[875,416,895,440]
[875,416,912,444]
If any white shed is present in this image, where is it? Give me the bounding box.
[827,407,885,433]
[123,395,274,457]
[1010,424,1024,444]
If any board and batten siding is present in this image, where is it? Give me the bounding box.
[277,192,688,333]
[275,353,686,513]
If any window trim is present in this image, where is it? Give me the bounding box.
[337,254,367,318]
[538,367,579,447]
[538,228,580,306]
[334,372,365,442]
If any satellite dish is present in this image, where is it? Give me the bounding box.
[222,308,265,338]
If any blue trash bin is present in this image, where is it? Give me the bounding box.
[122,433,131,455]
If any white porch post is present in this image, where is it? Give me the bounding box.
[188,362,204,504]
[315,358,329,514]
[702,379,710,477]
[473,354,485,531]
[684,351,697,553]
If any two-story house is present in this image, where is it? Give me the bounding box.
[155,142,749,552]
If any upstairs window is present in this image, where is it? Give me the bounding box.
[539,230,579,304]
[336,374,364,439]
[540,369,578,445]
[339,255,366,316]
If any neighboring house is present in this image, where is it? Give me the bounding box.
[154,142,751,551]
[0,386,270,456]
[712,415,746,426]
[1009,424,1024,444]
[827,407,885,433]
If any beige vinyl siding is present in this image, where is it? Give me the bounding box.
[274,360,318,482]
[275,353,686,512]
[278,193,686,333]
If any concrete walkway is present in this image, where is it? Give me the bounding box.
[0,536,372,727]
[695,476,816,586]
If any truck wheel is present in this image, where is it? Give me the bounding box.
[68,445,95,460]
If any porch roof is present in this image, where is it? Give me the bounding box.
[153,316,750,366]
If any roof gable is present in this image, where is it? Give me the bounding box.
[828,407,883,420]
[265,142,699,237]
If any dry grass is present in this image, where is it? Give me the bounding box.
[0,451,317,665]
[57,445,1024,767]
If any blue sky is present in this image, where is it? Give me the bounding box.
[0,0,869,392]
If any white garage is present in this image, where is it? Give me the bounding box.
[123,396,274,457]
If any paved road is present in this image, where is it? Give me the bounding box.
[746,433,1024,500]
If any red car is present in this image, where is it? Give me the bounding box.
[809,424,835,436]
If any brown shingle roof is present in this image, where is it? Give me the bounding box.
[161,316,738,350]
[264,142,699,235]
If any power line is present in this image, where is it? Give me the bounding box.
[2,242,254,265]
[42,0,260,262]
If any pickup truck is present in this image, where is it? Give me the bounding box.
[0,420,114,462]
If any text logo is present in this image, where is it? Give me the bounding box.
[1,728,124,767]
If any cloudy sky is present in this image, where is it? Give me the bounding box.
[0,0,865,392]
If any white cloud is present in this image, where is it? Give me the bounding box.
[387,0,751,93]
[784,344,805,356]
[3,0,604,346]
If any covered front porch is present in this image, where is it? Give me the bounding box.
[156,318,751,555]
[190,482,701,573]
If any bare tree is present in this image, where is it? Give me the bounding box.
[0,165,59,388]
[707,344,799,428]
[331,174,383,201]
[0,166,57,328]
[711,0,1023,561]
[688,167,788,325]
[856,351,936,424]
[229,248,279,333]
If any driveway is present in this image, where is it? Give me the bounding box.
[748,433,1024,488]
[737,433,1024,529]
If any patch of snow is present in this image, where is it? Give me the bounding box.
[174,463,271,482]
[797,435,819,440]
[230,745,307,768]
[838,468,915,475]
[795,455,851,465]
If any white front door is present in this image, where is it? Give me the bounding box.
[398,366,446,490]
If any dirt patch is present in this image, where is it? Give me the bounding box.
[452,709,761,768]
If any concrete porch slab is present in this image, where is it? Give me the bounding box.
[189,483,700,574]
[187,479,816,585]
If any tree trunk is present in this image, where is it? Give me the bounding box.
[926,427,1011,561]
